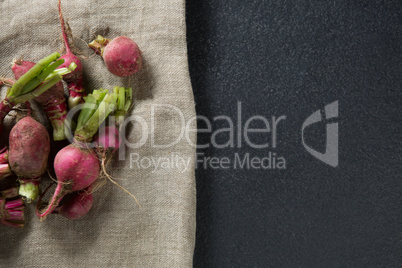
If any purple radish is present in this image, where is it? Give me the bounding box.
[8,117,50,178]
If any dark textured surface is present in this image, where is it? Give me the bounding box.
[186,0,401,267]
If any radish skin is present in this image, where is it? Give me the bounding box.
[8,117,50,178]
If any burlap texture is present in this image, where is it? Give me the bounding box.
[0,0,196,267]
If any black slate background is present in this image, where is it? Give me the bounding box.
[186,1,401,267]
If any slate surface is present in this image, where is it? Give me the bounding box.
[186,1,401,267]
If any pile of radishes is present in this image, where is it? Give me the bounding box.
[0,0,142,227]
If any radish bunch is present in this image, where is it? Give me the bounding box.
[0,52,76,227]
[36,89,119,219]
[0,53,75,202]
[36,86,138,219]
[0,0,143,227]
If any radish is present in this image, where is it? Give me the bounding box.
[12,59,68,141]
[36,89,118,219]
[8,116,49,178]
[0,115,50,201]
[88,35,142,77]
[0,52,75,137]
[57,0,85,109]
[52,188,93,219]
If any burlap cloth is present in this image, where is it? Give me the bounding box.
[0,0,196,267]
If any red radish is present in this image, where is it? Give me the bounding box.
[88,35,142,77]
[12,59,68,141]
[52,188,93,219]
[36,89,118,219]
[57,0,85,108]
[0,116,50,201]
[36,144,99,219]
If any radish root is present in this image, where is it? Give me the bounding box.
[99,151,140,208]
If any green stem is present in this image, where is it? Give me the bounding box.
[8,52,60,97]
[74,92,118,142]
[125,87,133,111]
[13,76,62,104]
[19,177,40,202]
[76,89,108,130]
[19,59,65,95]
[88,35,110,56]
[114,87,132,126]
[117,86,125,111]
[53,62,77,77]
